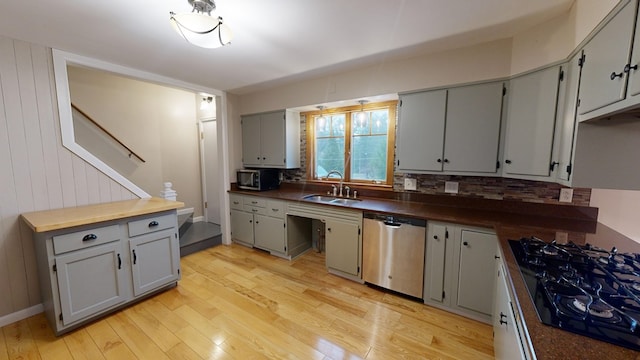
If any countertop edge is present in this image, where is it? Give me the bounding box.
[21,198,185,233]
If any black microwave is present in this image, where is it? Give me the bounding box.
[236,169,280,191]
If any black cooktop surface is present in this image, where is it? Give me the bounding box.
[509,237,640,351]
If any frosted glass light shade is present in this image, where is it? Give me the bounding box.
[169,13,233,49]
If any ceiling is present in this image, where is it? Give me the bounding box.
[0,0,574,95]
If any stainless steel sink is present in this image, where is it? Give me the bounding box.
[301,194,362,205]
[329,198,361,205]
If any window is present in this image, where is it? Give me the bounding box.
[305,101,397,186]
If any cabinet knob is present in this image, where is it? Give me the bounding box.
[327,228,332,232]
[505,159,512,164]
[437,159,442,163]
[463,241,469,246]
[263,157,266,160]
[625,63,638,73]
[444,159,449,163]
[610,71,624,80]
[433,235,438,240]
[148,221,159,228]
[495,255,501,259]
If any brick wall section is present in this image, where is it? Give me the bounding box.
[283,113,591,207]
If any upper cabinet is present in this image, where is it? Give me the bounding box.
[241,110,300,169]
[578,0,640,121]
[556,53,583,184]
[503,66,563,179]
[397,81,504,175]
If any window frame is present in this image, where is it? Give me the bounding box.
[304,100,397,187]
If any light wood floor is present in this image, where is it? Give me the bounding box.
[0,244,494,359]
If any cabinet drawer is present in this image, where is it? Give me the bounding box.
[244,206,267,216]
[243,197,266,208]
[128,213,175,237]
[266,200,284,218]
[229,194,244,210]
[53,224,120,255]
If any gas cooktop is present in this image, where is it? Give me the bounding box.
[509,237,640,351]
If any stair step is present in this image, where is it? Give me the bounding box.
[179,222,221,257]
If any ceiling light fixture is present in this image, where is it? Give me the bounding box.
[169,0,232,49]
[200,96,213,110]
[356,100,368,126]
[317,106,326,127]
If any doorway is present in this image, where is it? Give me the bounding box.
[201,119,220,224]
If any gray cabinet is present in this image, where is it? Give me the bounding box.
[55,241,127,326]
[504,66,562,178]
[578,0,637,116]
[254,200,286,253]
[229,194,288,255]
[424,222,496,323]
[397,81,503,174]
[493,244,532,360]
[556,54,583,183]
[30,209,180,335]
[241,110,300,169]
[325,218,360,277]
[129,228,180,297]
[397,90,447,172]
[286,202,362,281]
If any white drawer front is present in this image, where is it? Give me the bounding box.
[128,213,175,237]
[229,194,244,210]
[243,197,266,208]
[53,224,120,255]
[244,205,267,216]
[266,200,284,218]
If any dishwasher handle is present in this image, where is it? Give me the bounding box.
[383,220,401,227]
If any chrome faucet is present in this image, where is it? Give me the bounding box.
[325,170,344,197]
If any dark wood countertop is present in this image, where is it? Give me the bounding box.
[229,184,640,359]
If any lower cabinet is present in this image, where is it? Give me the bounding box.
[325,218,360,277]
[31,210,180,335]
[424,221,497,323]
[493,244,533,360]
[230,193,288,256]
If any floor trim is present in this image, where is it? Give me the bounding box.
[0,304,43,327]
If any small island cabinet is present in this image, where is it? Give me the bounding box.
[21,198,183,335]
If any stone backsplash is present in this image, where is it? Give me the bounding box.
[282,114,591,207]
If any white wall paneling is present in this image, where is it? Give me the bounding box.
[0,36,137,319]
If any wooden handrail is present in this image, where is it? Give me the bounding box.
[71,103,146,163]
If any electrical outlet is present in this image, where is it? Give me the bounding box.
[445,181,459,194]
[404,178,417,191]
[559,188,573,203]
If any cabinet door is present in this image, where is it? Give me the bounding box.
[230,209,255,245]
[504,66,560,177]
[241,114,262,167]
[254,214,286,253]
[56,241,127,325]
[494,257,527,360]
[260,111,286,167]
[579,0,636,114]
[425,223,448,304]
[325,219,360,276]
[444,82,503,173]
[456,229,496,316]
[557,55,582,182]
[397,90,447,172]
[130,229,180,297]
[627,1,640,97]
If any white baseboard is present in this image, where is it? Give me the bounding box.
[177,207,194,216]
[0,304,44,327]
[192,216,204,223]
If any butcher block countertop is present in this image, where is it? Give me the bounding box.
[21,197,184,233]
[230,183,640,360]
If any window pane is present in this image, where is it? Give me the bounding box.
[316,137,345,178]
[331,114,346,136]
[352,112,370,135]
[351,135,388,181]
[315,115,330,137]
[371,110,388,135]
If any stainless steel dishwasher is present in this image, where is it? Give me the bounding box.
[362,213,426,298]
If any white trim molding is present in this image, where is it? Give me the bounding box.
[0,304,44,327]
